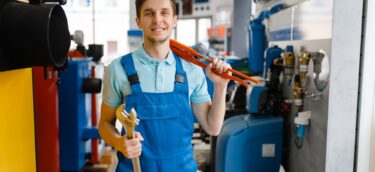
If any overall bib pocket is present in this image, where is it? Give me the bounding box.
[135,103,190,149]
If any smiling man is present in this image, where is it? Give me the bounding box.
[98,0,231,171]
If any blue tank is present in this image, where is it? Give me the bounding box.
[248,19,266,74]
[59,59,100,171]
[216,115,283,172]
[59,59,91,171]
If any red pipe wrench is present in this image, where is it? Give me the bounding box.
[170,39,259,88]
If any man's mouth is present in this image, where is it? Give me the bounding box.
[151,27,165,32]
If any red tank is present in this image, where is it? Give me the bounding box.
[33,67,60,172]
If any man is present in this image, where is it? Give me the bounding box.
[98,0,231,171]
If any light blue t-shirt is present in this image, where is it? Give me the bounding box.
[102,46,211,108]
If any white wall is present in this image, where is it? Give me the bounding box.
[325,0,363,171]
[356,0,375,171]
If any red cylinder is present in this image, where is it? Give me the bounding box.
[33,67,60,172]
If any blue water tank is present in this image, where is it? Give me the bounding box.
[59,59,91,171]
[216,115,283,172]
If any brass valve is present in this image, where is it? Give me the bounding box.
[293,74,304,111]
[284,51,295,76]
[282,45,295,87]
[299,51,312,85]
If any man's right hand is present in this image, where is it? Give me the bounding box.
[117,132,144,159]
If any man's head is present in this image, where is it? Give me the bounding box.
[135,0,176,19]
[135,0,177,44]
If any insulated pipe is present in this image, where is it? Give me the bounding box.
[0,1,70,71]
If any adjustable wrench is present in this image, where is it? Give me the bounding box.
[116,105,141,172]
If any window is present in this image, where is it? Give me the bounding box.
[198,18,211,48]
[176,18,211,47]
[176,19,196,46]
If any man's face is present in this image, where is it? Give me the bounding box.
[136,0,177,44]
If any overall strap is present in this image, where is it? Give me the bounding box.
[173,53,188,93]
[120,53,142,93]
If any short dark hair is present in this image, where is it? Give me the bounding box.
[135,0,176,18]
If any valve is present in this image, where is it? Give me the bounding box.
[283,45,295,86]
[293,74,304,111]
[299,51,312,86]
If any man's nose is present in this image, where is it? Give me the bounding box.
[153,13,162,24]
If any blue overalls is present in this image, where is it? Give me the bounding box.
[116,53,197,172]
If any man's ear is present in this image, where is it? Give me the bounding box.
[136,17,141,29]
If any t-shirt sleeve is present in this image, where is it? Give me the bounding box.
[102,62,123,108]
[190,68,211,104]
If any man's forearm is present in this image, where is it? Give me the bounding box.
[207,85,227,136]
[98,121,122,149]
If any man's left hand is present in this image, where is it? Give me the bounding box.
[205,58,231,87]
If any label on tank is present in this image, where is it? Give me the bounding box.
[262,144,275,157]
